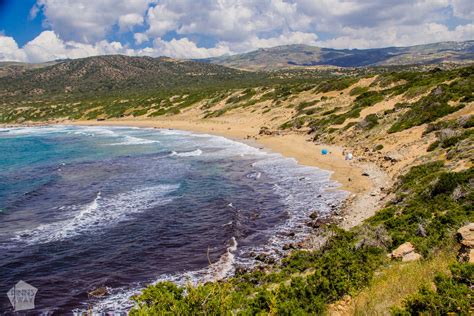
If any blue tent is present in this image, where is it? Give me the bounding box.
[321,149,328,155]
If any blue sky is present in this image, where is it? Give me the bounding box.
[0,0,473,63]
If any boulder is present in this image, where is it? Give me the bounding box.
[383,152,403,163]
[259,126,278,136]
[433,85,444,96]
[457,223,474,248]
[388,242,421,262]
[255,253,275,264]
[306,217,332,229]
[402,252,422,262]
[457,223,474,263]
[282,243,295,251]
[458,247,474,264]
[89,287,108,298]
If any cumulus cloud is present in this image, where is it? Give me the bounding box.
[317,22,474,49]
[134,32,149,45]
[140,0,465,53]
[1,0,473,62]
[451,0,474,19]
[36,0,154,42]
[0,30,230,63]
[0,31,138,63]
[0,35,28,62]
[118,13,144,32]
[153,37,232,59]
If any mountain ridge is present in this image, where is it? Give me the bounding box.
[203,40,474,70]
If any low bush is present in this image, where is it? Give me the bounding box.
[389,73,473,133]
[349,86,369,96]
[393,263,474,315]
[360,114,379,130]
[369,163,473,255]
[427,140,440,152]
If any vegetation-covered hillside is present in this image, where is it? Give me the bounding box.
[0,55,261,101]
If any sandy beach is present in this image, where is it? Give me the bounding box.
[70,118,373,195]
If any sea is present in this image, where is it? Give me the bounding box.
[0,125,347,314]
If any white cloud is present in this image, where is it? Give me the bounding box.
[23,31,98,62]
[153,37,231,59]
[36,0,154,42]
[317,22,474,49]
[451,0,474,19]
[0,31,138,63]
[0,30,230,63]
[134,32,149,45]
[0,35,28,62]
[1,0,473,62]
[118,13,144,32]
[146,3,182,37]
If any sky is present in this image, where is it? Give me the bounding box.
[0,0,473,63]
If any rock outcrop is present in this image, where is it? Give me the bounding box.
[388,242,421,262]
[457,223,474,264]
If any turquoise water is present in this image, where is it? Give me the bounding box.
[0,126,347,313]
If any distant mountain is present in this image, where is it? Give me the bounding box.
[0,61,59,78]
[204,41,474,70]
[0,55,248,100]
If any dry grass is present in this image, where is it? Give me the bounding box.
[353,247,457,315]
[329,246,458,316]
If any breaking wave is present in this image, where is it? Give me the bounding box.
[10,184,179,245]
[107,135,160,146]
[170,149,203,157]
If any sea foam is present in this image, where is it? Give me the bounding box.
[170,149,203,157]
[10,184,179,245]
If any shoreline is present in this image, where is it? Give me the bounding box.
[67,119,373,194]
[67,118,390,229]
[3,118,390,228]
[1,120,391,312]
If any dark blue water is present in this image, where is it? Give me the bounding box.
[0,126,347,314]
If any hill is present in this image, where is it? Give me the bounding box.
[0,60,59,78]
[0,55,255,101]
[204,41,474,70]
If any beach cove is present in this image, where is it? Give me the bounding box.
[0,124,365,312]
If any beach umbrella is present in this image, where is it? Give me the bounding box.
[321,149,328,155]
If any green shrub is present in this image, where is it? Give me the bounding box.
[440,130,474,149]
[131,227,386,315]
[316,77,358,93]
[389,82,469,133]
[349,86,369,96]
[361,114,379,130]
[296,100,319,113]
[369,163,473,255]
[427,140,440,152]
[393,263,474,315]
